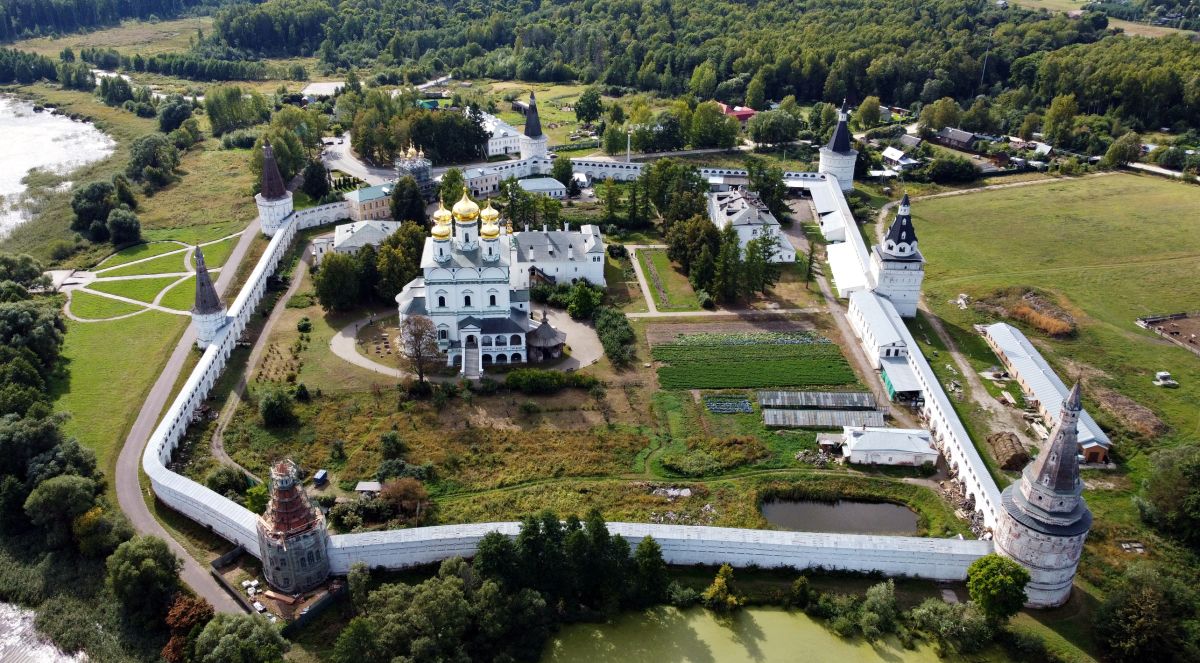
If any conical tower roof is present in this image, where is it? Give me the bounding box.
[826,100,853,154]
[1025,383,1084,494]
[192,246,223,315]
[524,91,543,138]
[260,138,288,201]
[884,194,917,246]
[259,460,322,539]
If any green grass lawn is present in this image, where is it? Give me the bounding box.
[87,275,182,303]
[638,249,701,311]
[68,290,147,319]
[913,172,1200,590]
[51,312,189,497]
[158,275,196,311]
[95,248,190,277]
[93,240,187,269]
[197,234,240,268]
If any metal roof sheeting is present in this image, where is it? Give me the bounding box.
[984,323,1110,449]
[763,408,886,428]
[757,390,877,409]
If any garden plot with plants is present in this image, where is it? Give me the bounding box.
[652,331,859,390]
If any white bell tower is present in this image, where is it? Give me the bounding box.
[869,194,924,317]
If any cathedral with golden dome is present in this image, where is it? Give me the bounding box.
[395,187,537,377]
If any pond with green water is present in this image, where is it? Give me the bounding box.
[542,606,945,663]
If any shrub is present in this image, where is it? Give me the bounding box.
[519,401,541,417]
[297,316,313,332]
[594,306,635,366]
[258,387,294,427]
[293,383,311,402]
[504,368,599,395]
[607,243,628,258]
[205,466,249,497]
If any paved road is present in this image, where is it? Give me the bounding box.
[1128,161,1200,183]
[114,218,261,615]
[322,133,396,185]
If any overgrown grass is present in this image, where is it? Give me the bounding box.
[87,276,182,303]
[68,290,146,319]
[12,16,215,57]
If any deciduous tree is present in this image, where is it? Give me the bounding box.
[106,535,182,624]
[966,554,1029,622]
[399,314,439,384]
[193,614,288,663]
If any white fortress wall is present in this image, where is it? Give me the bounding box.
[329,524,992,581]
[142,176,999,582]
[143,209,316,559]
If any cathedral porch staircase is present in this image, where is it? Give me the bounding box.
[462,346,482,380]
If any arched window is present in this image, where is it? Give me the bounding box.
[489,294,497,307]
[510,334,522,345]
[438,295,446,308]
[464,295,472,307]
[438,329,447,340]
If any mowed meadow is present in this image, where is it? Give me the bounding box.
[913,173,1200,586]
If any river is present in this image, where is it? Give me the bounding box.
[0,603,87,662]
[0,94,115,237]
[543,606,942,663]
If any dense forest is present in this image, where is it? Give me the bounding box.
[200,0,1200,132]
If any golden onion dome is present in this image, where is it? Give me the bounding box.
[432,198,453,226]
[480,221,501,240]
[406,143,418,159]
[480,200,500,224]
[452,188,479,222]
[431,221,452,240]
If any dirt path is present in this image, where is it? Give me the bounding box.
[209,248,312,481]
[915,297,1034,448]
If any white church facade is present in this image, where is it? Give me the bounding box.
[395,189,606,377]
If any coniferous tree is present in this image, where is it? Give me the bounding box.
[712,224,743,304]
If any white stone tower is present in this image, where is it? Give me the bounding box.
[869,194,925,317]
[452,187,480,251]
[518,91,549,169]
[256,139,294,237]
[818,101,858,191]
[994,383,1092,608]
[256,460,331,594]
[190,245,227,349]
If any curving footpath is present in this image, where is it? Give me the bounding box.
[114,219,261,614]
